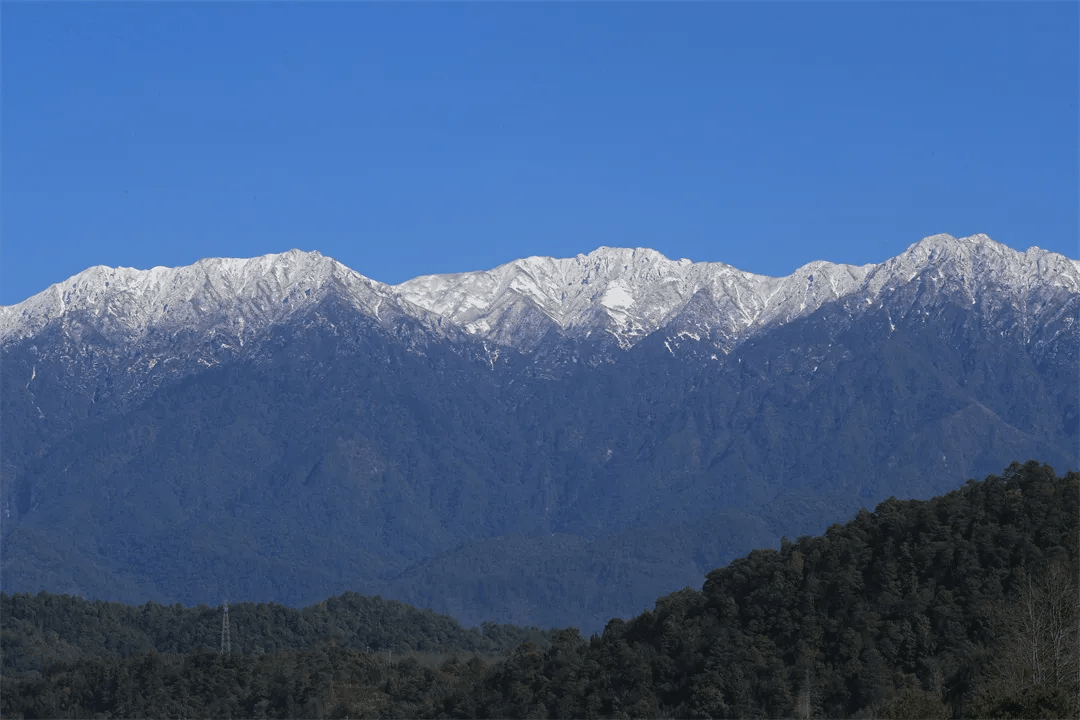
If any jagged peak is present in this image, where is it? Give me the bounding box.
[784,258,874,282]
[0,249,389,344]
[899,232,1074,267]
[905,232,1036,260]
[863,233,1080,301]
[582,246,673,265]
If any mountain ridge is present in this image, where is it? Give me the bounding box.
[4,233,1075,356]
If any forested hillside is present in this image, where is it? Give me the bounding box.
[3,461,1076,719]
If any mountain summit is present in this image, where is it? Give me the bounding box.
[395,245,871,351]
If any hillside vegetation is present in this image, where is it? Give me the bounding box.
[1,591,554,680]
[2,461,1076,718]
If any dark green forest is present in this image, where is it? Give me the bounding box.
[2,461,1077,719]
[1,591,556,679]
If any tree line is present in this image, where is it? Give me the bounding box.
[1,590,555,680]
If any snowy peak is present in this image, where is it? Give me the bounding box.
[396,245,870,349]
[0,249,396,345]
[395,246,723,347]
[865,233,1080,303]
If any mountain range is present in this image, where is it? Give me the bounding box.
[2,233,1077,631]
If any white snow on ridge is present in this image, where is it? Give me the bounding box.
[0,249,398,345]
[2,234,1078,353]
[395,243,880,347]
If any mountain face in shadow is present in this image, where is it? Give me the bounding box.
[2,235,1077,631]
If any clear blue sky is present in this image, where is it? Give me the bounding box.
[3,1,1077,305]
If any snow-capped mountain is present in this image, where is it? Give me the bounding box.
[862,233,1080,315]
[0,249,398,347]
[2,232,1077,632]
[3,233,1076,357]
[395,246,871,351]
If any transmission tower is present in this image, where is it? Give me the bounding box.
[220,600,231,655]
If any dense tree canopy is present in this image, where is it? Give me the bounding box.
[1,591,554,680]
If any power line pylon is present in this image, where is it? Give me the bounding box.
[220,600,231,655]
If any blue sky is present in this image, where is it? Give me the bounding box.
[3,1,1077,305]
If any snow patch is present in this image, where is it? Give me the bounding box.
[466,318,491,335]
[600,283,635,311]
